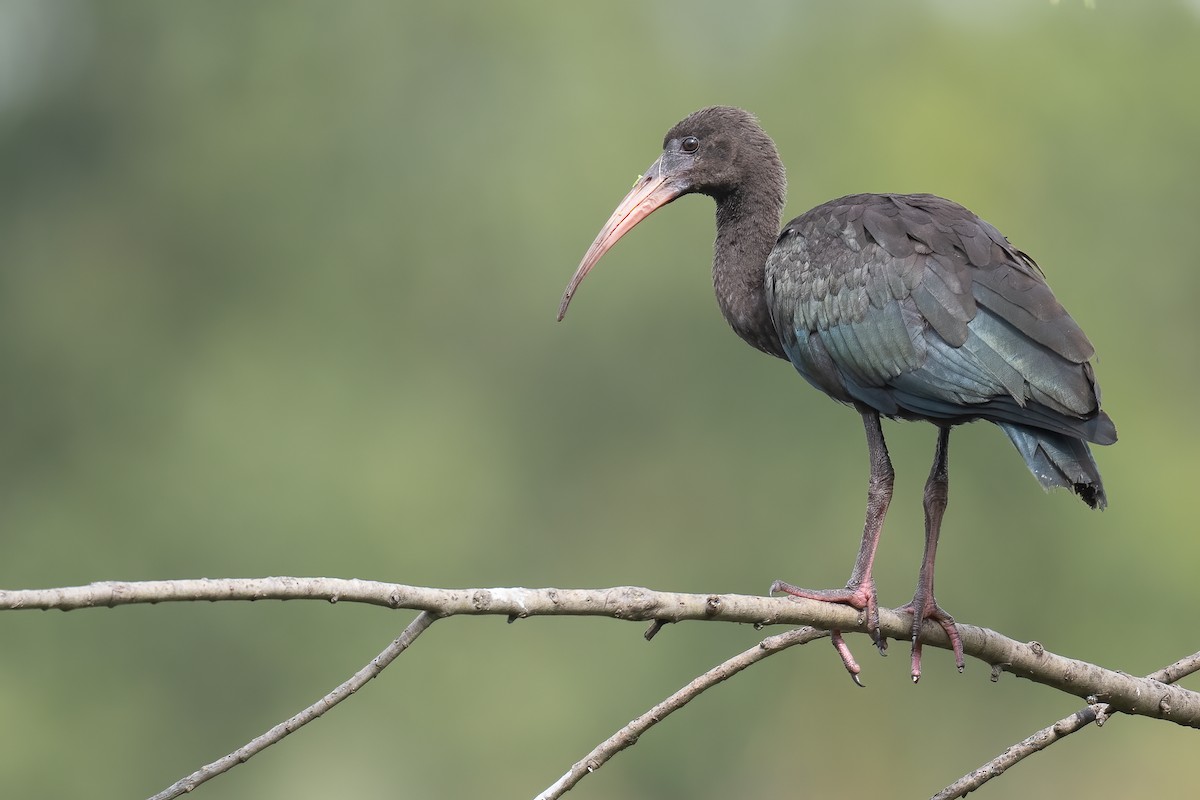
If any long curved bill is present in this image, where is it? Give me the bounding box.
[557,155,686,321]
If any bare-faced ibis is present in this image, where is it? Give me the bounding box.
[557,106,1116,682]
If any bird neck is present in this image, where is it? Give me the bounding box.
[712,181,787,359]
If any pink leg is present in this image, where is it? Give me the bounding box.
[896,425,965,682]
[773,411,892,683]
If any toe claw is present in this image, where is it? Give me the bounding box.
[831,630,864,685]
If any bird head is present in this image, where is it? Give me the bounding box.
[557,106,784,321]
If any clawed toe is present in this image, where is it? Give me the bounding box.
[897,596,964,682]
[771,575,966,683]
[771,578,882,684]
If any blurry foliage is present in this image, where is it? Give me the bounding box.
[0,1,1197,797]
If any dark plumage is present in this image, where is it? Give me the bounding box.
[558,106,1115,681]
[770,192,1115,505]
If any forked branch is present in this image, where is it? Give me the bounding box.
[2,577,1195,799]
[2,578,1196,727]
[933,649,1200,799]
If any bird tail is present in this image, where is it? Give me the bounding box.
[997,423,1107,510]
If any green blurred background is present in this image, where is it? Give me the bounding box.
[1,1,1197,797]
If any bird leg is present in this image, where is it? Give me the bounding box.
[772,411,893,684]
[896,425,965,682]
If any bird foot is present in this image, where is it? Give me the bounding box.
[896,594,964,682]
[770,578,883,686]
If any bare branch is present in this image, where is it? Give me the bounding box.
[933,650,1200,800]
[3,577,1198,729]
[1150,651,1200,685]
[146,611,437,800]
[536,626,828,799]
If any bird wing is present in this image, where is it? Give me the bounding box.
[765,194,1114,443]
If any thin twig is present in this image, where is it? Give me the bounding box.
[4,578,1199,728]
[535,627,828,800]
[932,650,1200,800]
[145,611,438,800]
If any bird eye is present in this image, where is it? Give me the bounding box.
[680,136,699,153]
